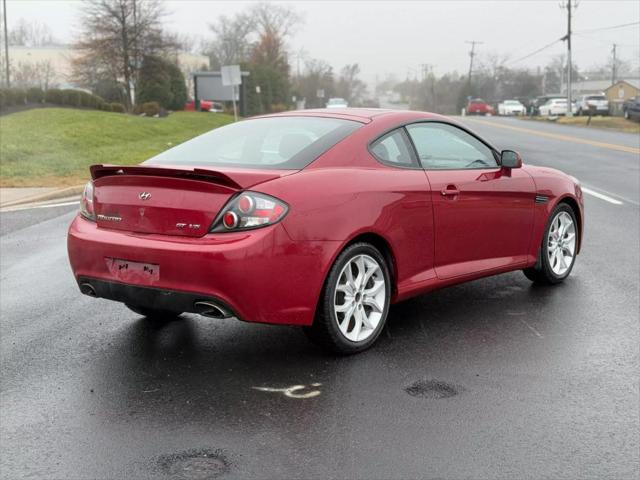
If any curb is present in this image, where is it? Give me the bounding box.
[0,185,85,208]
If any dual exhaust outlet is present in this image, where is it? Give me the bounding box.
[79,282,231,319]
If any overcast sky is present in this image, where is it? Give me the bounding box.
[5,0,640,86]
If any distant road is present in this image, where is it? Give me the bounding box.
[458,115,640,206]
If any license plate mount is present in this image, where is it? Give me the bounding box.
[105,258,160,285]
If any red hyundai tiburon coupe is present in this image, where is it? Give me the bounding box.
[68,109,583,354]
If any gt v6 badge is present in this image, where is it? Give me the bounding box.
[176,223,201,230]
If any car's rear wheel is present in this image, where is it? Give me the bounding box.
[304,243,391,354]
[524,203,578,284]
[126,304,183,320]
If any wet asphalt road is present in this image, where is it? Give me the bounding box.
[1,117,639,479]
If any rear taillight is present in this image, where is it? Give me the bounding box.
[210,192,288,232]
[80,181,96,221]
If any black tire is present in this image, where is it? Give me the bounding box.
[523,203,578,285]
[125,304,183,319]
[303,243,391,355]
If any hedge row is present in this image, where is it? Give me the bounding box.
[0,87,125,113]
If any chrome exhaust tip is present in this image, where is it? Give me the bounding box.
[80,283,97,297]
[194,301,231,319]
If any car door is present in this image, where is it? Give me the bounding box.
[405,122,536,279]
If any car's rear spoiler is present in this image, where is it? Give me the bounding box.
[89,164,242,189]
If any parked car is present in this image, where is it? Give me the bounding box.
[576,94,609,116]
[498,100,526,116]
[326,97,349,108]
[68,109,583,354]
[466,98,495,115]
[531,95,564,115]
[184,99,220,112]
[622,96,640,121]
[539,98,577,116]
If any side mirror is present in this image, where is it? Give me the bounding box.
[501,150,522,169]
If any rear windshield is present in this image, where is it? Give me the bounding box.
[146,116,361,170]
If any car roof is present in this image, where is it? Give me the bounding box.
[254,108,448,124]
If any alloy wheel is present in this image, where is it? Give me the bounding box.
[333,254,386,342]
[547,211,576,276]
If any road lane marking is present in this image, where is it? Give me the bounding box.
[0,199,79,212]
[581,187,624,205]
[463,118,640,155]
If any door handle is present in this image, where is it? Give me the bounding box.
[441,185,460,196]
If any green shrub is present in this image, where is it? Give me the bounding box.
[11,88,27,105]
[109,102,125,113]
[270,103,289,113]
[44,88,64,104]
[62,89,82,107]
[141,101,160,116]
[0,89,10,108]
[137,55,187,110]
[26,87,45,103]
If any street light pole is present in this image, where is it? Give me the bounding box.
[611,43,617,85]
[2,0,9,87]
[561,0,576,117]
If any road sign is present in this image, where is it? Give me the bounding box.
[221,65,242,87]
[221,65,242,122]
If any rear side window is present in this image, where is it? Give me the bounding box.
[370,129,416,167]
[146,116,361,170]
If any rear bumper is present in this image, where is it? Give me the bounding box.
[67,215,341,326]
[77,277,237,318]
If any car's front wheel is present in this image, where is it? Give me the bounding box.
[304,243,391,354]
[524,203,578,284]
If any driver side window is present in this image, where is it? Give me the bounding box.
[406,123,497,169]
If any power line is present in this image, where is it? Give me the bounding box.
[508,38,563,64]
[575,21,639,34]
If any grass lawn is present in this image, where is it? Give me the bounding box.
[0,108,235,187]
[520,115,640,134]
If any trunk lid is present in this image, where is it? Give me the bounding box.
[90,164,294,237]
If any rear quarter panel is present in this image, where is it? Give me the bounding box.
[257,132,435,301]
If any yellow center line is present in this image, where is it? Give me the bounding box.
[463,117,640,155]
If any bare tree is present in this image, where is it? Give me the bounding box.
[336,63,367,106]
[72,0,171,108]
[205,13,255,68]
[8,19,55,46]
[249,2,301,40]
[11,59,55,89]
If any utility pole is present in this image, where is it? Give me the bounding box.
[2,0,9,87]
[465,40,483,86]
[560,1,576,116]
[611,43,617,85]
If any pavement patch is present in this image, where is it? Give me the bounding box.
[156,449,231,479]
[404,380,460,399]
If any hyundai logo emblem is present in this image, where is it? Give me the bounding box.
[138,192,151,201]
